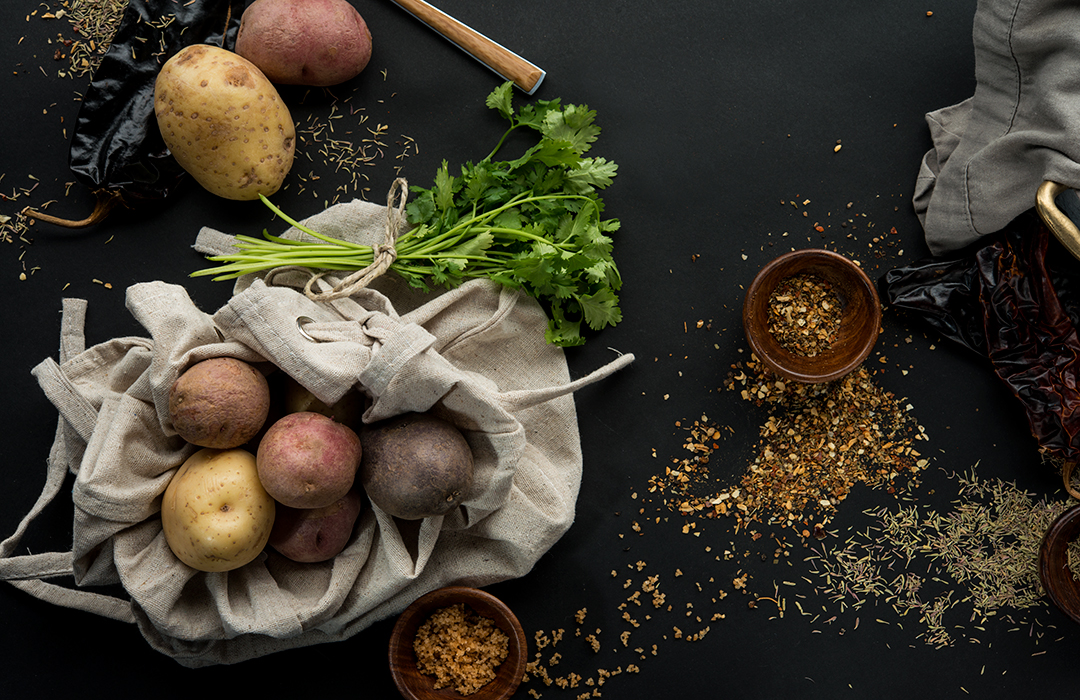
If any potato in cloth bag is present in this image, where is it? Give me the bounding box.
[0,197,633,667]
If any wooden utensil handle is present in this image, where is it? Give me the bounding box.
[391,0,545,94]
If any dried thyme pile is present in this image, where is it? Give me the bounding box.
[65,0,129,78]
[36,0,130,79]
[803,468,1077,648]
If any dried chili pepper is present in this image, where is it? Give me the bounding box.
[883,214,1080,497]
[25,0,244,228]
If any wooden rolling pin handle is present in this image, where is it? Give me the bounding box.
[392,0,545,94]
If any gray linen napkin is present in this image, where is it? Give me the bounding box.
[915,0,1080,254]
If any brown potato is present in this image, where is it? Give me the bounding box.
[169,357,270,449]
[235,0,373,87]
[359,413,474,521]
[268,489,363,563]
[154,44,295,200]
[256,412,362,509]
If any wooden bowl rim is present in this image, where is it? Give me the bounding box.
[742,248,881,383]
[389,586,527,700]
[1038,503,1080,624]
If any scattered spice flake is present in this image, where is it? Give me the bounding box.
[644,360,925,536]
[721,360,925,529]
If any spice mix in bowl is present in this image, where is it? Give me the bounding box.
[389,586,527,700]
[743,248,881,383]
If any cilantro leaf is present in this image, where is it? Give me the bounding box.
[565,158,619,193]
[545,303,585,347]
[485,82,515,120]
[512,97,562,132]
[433,161,458,213]
[577,287,622,330]
[542,104,601,154]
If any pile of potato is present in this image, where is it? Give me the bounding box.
[153,0,373,200]
[153,2,475,573]
[161,357,474,572]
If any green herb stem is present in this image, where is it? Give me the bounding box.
[194,81,622,346]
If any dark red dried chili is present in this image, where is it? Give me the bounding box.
[883,215,1080,496]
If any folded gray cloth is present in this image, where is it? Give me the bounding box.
[915,0,1080,254]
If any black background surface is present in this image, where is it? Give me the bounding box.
[2,1,1075,697]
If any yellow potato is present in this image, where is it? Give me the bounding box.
[161,448,276,572]
[154,44,295,200]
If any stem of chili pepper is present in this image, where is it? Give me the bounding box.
[22,189,123,229]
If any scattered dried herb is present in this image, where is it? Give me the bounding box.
[804,467,1075,648]
[767,272,842,357]
[289,88,417,206]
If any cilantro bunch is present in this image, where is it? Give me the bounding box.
[194,82,622,347]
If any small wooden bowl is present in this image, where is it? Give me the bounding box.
[389,586,528,700]
[1038,504,1080,624]
[742,249,881,383]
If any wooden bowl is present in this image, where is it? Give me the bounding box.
[389,586,528,700]
[742,248,881,383]
[1038,504,1080,624]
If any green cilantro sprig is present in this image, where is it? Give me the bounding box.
[192,81,622,347]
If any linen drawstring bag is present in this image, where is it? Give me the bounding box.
[0,196,633,667]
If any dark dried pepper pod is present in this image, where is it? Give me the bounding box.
[25,0,244,228]
[883,215,1080,498]
[879,246,988,355]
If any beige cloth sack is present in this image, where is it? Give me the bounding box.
[0,198,633,667]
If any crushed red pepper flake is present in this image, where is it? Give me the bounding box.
[646,359,926,535]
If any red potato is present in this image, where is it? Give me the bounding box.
[235,0,373,87]
[256,412,362,509]
[268,489,364,562]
